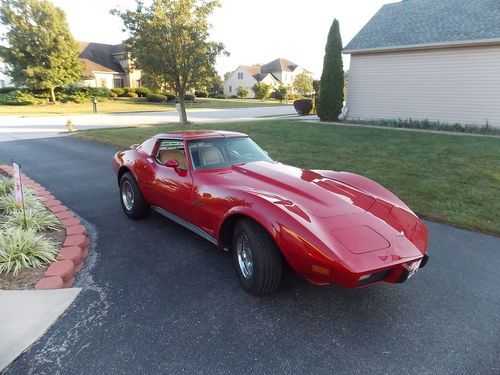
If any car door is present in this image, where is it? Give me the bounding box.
[148,139,194,222]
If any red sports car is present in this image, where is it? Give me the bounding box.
[113,130,429,295]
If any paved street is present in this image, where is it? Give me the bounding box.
[0,137,499,375]
[0,106,295,142]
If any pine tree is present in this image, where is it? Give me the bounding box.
[317,19,344,121]
[0,0,83,102]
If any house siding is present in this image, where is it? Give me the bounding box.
[346,45,500,127]
[223,66,258,98]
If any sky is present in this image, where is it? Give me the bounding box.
[49,0,396,79]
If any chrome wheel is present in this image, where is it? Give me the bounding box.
[236,232,253,279]
[121,180,135,211]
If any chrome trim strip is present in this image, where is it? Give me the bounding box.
[152,206,217,245]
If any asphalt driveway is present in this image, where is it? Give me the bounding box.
[0,137,499,375]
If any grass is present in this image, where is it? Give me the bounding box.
[0,97,289,116]
[73,119,500,236]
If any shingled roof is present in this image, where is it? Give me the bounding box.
[79,42,126,76]
[344,0,500,53]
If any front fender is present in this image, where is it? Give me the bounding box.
[216,192,344,282]
[314,170,413,214]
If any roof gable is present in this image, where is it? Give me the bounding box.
[79,42,126,74]
[261,58,298,73]
[344,0,500,53]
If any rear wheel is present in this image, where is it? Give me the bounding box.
[120,172,150,219]
[232,219,282,295]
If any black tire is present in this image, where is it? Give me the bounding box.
[232,219,282,295]
[119,172,150,219]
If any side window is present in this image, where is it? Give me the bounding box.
[156,139,187,169]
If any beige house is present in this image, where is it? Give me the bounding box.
[343,0,500,128]
[224,58,312,98]
[79,42,141,89]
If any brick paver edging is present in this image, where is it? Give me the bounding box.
[0,164,90,289]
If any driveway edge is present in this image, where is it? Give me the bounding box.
[0,164,90,289]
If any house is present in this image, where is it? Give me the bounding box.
[79,42,141,89]
[343,0,500,127]
[0,43,142,89]
[224,58,312,98]
[0,58,14,88]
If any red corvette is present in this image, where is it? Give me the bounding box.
[113,130,429,295]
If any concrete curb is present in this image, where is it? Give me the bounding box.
[0,164,90,289]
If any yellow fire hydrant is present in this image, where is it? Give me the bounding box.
[66,119,74,133]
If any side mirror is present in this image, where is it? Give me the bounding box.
[165,159,180,168]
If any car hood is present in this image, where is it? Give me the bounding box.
[219,161,378,218]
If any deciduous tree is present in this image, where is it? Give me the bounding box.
[113,0,227,124]
[0,0,83,102]
[293,72,313,96]
[317,18,344,121]
[236,86,248,99]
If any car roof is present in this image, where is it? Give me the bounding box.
[154,130,248,140]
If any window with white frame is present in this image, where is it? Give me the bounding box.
[229,85,232,92]
[237,72,243,79]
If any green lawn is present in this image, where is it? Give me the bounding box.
[73,120,500,236]
[0,97,289,116]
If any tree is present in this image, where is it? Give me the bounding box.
[317,18,344,121]
[293,72,313,96]
[271,84,288,102]
[113,0,227,124]
[223,71,232,81]
[0,0,83,102]
[236,86,248,99]
[252,82,272,100]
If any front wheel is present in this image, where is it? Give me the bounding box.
[120,172,150,219]
[232,219,282,295]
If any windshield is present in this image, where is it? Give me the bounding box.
[188,137,273,170]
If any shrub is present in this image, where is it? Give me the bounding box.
[123,87,136,94]
[147,94,167,102]
[87,87,110,98]
[209,93,226,99]
[0,189,44,215]
[1,208,60,232]
[293,99,313,115]
[252,82,272,100]
[271,85,288,102]
[164,93,177,102]
[236,86,249,99]
[59,92,90,104]
[109,91,118,98]
[184,94,195,102]
[0,87,18,94]
[0,90,45,105]
[286,93,301,101]
[135,87,151,97]
[111,88,125,96]
[0,178,13,196]
[194,90,209,98]
[122,91,139,98]
[0,228,58,275]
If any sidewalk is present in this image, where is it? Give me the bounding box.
[0,288,81,371]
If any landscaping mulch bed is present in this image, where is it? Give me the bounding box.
[0,172,65,290]
[0,228,65,290]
